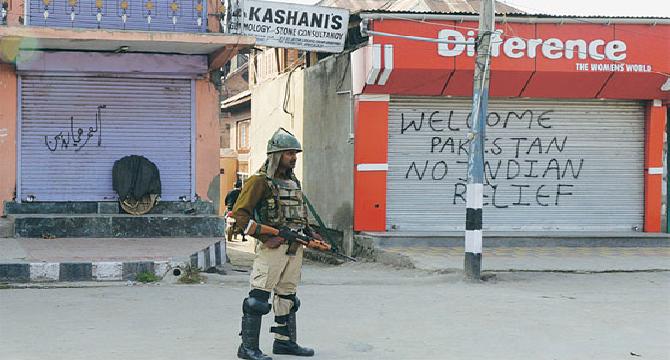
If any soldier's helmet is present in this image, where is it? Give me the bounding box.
[267,128,302,154]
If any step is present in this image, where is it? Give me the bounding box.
[360,231,670,248]
[9,214,225,238]
[0,218,14,238]
[3,201,216,215]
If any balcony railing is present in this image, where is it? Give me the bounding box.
[26,0,209,32]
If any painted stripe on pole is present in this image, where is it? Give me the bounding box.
[465,208,483,230]
[356,163,389,171]
[648,167,663,175]
[466,183,484,209]
[378,44,393,85]
[465,230,483,254]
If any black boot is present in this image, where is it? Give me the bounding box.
[272,312,314,357]
[273,339,315,356]
[238,313,272,360]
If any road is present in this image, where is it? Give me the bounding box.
[1,261,668,360]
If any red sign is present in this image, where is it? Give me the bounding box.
[363,19,670,100]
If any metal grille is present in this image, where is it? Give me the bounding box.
[20,75,193,202]
[27,0,207,32]
[387,97,645,232]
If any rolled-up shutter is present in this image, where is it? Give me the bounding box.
[19,75,193,202]
[387,97,645,232]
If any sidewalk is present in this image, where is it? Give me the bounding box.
[0,237,224,282]
[355,231,670,272]
[3,234,669,283]
[0,237,218,263]
[380,246,670,272]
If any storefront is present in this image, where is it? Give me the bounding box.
[0,27,254,215]
[351,15,670,233]
[17,51,203,202]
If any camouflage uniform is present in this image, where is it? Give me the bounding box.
[233,128,315,360]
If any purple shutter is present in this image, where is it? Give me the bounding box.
[28,0,207,32]
[19,75,193,201]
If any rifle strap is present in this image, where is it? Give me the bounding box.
[302,194,338,252]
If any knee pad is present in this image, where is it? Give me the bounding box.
[278,293,300,313]
[243,289,272,315]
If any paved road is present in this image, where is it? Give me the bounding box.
[1,261,668,360]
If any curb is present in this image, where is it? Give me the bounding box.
[0,240,227,283]
[352,235,670,271]
[352,235,415,269]
[360,233,670,248]
[188,240,228,271]
[0,218,13,238]
[0,260,185,283]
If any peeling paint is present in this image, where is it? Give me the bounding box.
[30,263,60,282]
[92,262,123,281]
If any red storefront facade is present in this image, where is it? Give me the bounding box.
[350,15,670,233]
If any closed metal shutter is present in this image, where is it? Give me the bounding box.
[387,97,645,232]
[19,75,193,202]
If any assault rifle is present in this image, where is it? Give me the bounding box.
[244,220,357,262]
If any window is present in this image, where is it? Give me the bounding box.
[237,119,250,151]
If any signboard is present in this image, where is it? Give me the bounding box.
[227,0,349,53]
[361,19,670,99]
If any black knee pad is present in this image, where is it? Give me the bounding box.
[278,293,300,313]
[243,289,272,315]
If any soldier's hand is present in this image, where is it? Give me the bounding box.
[264,236,285,249]
[278,227,297,242]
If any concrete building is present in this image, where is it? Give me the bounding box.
[247,1,526,253]
[0,0,253,237]
[249,3,670,253]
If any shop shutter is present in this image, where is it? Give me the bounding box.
[387,97,645,232]
[19,75,193,202]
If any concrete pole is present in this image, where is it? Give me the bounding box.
[464,0,494,281]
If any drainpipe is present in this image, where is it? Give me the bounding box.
[336,89,354,255]
[336,90,354,144]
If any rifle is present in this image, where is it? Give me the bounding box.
[244,220,357,262]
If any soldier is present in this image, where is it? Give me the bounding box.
[232,128,319,360]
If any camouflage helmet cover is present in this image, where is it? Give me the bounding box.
[266,128,302,154]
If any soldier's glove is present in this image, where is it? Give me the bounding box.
[264,236,285,249]
[278,227,298,243]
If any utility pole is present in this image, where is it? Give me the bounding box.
[464,0,494,281]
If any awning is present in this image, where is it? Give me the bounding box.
[0,26,255,70]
